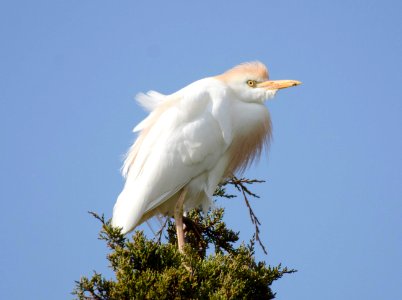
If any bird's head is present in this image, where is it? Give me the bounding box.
[215,61,301,103]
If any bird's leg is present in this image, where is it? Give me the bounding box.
[174,187,187,254]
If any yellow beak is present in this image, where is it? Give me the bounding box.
[257,79,302,90]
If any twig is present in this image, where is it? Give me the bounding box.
[155,217,169,244]
[88,211,106,225]
[227,176,268,254]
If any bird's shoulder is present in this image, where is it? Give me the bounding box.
[133,78,227,129]
[175,77,226,101]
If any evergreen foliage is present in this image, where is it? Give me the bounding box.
[73,179,295,299]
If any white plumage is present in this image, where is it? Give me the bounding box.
[112,62,300,251]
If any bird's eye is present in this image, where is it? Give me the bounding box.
[247,80,257,87]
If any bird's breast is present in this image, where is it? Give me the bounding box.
[225,101,271,175]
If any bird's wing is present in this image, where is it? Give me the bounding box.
[113,78,232,233]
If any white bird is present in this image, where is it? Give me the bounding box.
[112,62,301,252]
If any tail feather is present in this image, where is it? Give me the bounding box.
[112,185,145,234]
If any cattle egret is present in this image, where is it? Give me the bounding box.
[112,62,301,253]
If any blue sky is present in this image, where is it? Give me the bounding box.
[1,0,401,299]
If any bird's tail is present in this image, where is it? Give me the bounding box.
[112,184,145,234]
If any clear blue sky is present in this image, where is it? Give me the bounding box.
[1,1,401,299]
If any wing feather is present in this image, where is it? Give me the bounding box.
[113,78,231,233]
